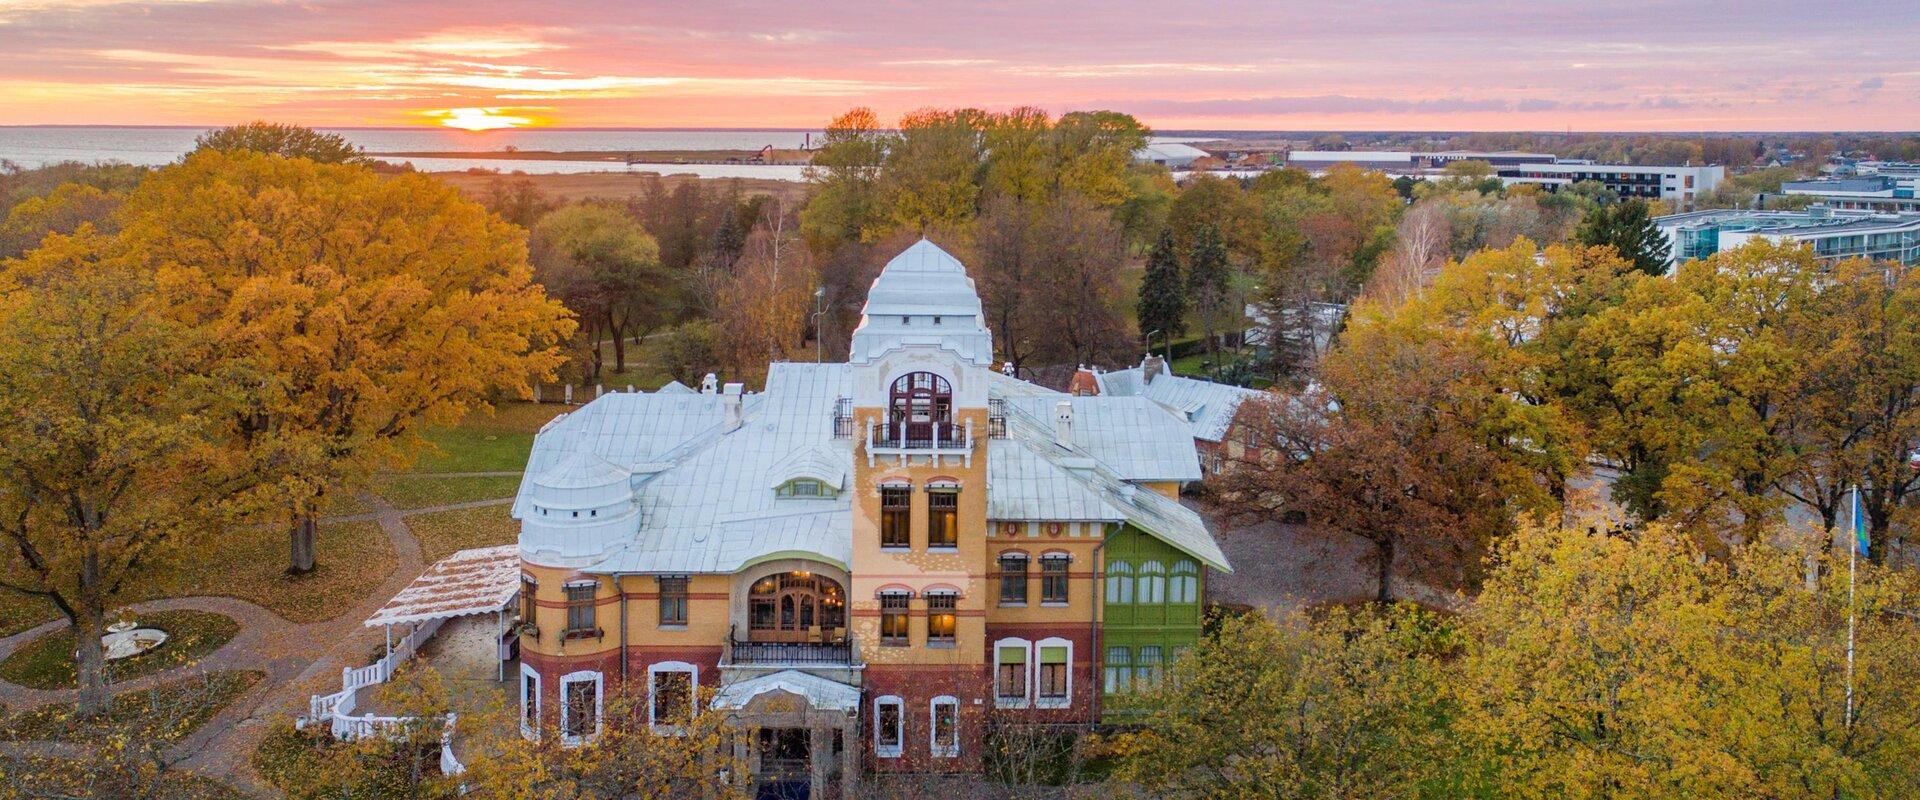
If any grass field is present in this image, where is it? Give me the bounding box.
[0,669,264,743]
[407,401,558,474]
[373,475,522,510]
[0,609,240,690]
[408,504,520,563]
[4,754,248,800]
[0,520,396,636]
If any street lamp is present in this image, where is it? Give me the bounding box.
[811,287,827,363]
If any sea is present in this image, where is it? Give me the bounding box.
[0,126,1219,181]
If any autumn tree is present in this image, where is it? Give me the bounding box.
[118,150,573,574]
[716,198,816,383]
[1112,606,1456,799]
[0,235,230,715]
[533,203,665,378]
[462,684,747,799]
[800,107,893,247]
[1574,197,1670,275]
[976,193,1134,372]
[1135,227,1187,345]
[479,176,555,230]
[191,121,365,164]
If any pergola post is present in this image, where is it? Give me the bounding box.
[496,608,506,682]
[385,624,393,660]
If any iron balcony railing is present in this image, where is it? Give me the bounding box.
[726,628,857,666]
[867,419,969,451]
[830,398,854,438]
[987,398,1008,439]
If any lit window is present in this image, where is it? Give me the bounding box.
[564,581,597,637]
[880,591,910,646]
[1038,640,1070,707]
[1104,646,1131,694]
[657,575,688,626]
[1040,554,1070,604]
[926,591,956,646]
[648,662,696,731]
[930,696,959,757]
[875,696,904,758]
[881,486,911,548]
[1106,562,1133,605]
[999,553,1029,605]
[996,641,1029,706]
[927,488,959,548]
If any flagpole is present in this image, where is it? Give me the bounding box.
[1845,484,1859,730]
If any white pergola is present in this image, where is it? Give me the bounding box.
[364,544,522,680]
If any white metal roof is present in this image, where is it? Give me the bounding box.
[1008,396,1201,482]
[711,669,861,712]
[364,545,521,628]
[1096,366,1263,443]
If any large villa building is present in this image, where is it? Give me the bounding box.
[511,240,1230,796]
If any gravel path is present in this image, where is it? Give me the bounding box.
[0,488,502,798]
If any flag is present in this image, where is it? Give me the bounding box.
[1853,487,1870,557]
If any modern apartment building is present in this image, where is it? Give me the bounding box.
[512,240,1229,797]
[1655,206,1920,268]
[1771,174,1920,214]
[1498,163,1723,210]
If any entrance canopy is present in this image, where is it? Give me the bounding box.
[365,545,521,629]
[711,669,860,713]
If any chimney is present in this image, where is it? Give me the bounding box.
[1142,355,1167,383]
[722,382,744,432]
[1054,400,1073,445]
[701,373,719,394]
[1068,365,1101,397]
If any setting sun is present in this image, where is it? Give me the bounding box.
[428,107,535,131]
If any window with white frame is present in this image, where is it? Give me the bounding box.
[1105,561,1133,604]
[560,670,602,743]
[930,696,959,757]
[874,695,904,758]
[995,638,1030,707]
[519,664,541,737]
[1136,561,1165,605]
[648,662,697,731]
[1170,560,1199,604]
[1037,638,1071,707]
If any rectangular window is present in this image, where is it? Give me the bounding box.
[1039,645,1069,703]
[564,582,597,637]
[564,678,598,739]
[1040,555,1069,604]
[875,698,903,758]
[930,698,959,757]
[650,669,692,728]
[657,576,688,626]
[519,575,538,627]
[880,592,910,646]
[1104,646,1131,694]
[926,593,956,646]
[522,672,539,731]
[999,554,1028,605]
[1136,645,1163,690]
[996,644,1028,704]
[927,489,958,548]
[881,487,911,548]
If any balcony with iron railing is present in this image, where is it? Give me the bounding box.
[725,625,857,667]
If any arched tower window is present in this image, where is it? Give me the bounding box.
[888,372,953,440]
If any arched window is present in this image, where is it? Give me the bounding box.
[747,572,844,639]
[776,479,830,498]
[1171,560,1199,604]
[888,372,953,441]
[1106,561,1134,605]
[1137,561,1165,605]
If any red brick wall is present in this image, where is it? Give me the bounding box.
[861,664,990,774]
[983,623,1099,725]
[519,644,722,730]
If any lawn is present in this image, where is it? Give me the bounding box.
[406,401,558,474]
[373,475,522,510]
[408,504,520,563]
[0,519,396,637]
[0,609,240,690]
[3,754,248,800]
[0,669,263,743]
[0,593,55,638]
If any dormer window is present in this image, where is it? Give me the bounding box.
[777,479,831,498]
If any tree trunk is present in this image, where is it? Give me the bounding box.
[288,514,317,575]
[1374,536,1395,604]
[73,550,112,717]
[609,312,628,375]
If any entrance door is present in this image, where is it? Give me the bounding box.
[756,728,810,800]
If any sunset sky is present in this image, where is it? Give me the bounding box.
[1,0,1914,132]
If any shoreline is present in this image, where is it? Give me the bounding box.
[369,148,813,165]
